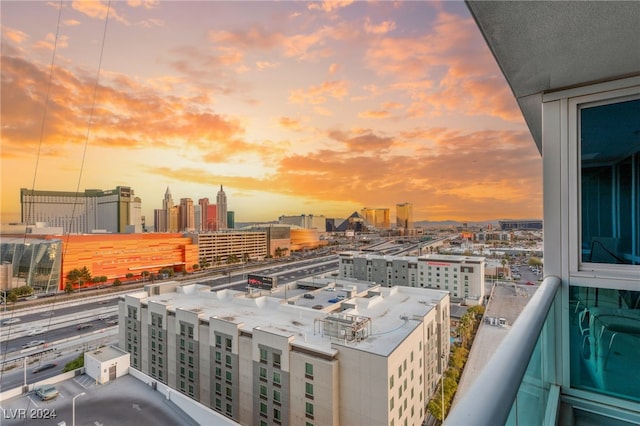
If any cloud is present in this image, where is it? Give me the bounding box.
[288,80,348,105]
[328,63,339,75]
[256,61,278,70]
[307,1,354,13]
[71,0,128,25]
[358,110,391,119]
[4,28,28,44]
[364,17,396,35]
[279,116,303,131]
[33,33,69,52]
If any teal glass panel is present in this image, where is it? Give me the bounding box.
[570,285,640,402]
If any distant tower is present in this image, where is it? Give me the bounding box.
[198,198,210,232]
[162,187,174,232]
[216,185,227,230]
[396,203,413,232]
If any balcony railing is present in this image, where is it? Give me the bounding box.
[446,276,561,426]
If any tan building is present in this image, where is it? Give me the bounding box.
[119,278,450,426]
[396,203,413,232]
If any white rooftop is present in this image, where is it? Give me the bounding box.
[128,278,448,357]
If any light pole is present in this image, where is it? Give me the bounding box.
[441,353,446,421]
[72,392,86,426]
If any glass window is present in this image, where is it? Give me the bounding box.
[260,384,267,397]
[305,362,313,377]
[273,389,281,402]
[260,402,267,414]
[273,408,281,420]
[273,352,281,368]
[580,97,640,266]
[260,348,268,363]
[305,402,314,416]
[305,382,313,397]
[259,366,267,380]
[273,371,281,384]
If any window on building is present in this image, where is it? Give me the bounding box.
[226,387,232,398]
[273,389,281,403]
[305,362,313,378]
[259,366,267,381]
[273,352,281,368]
[305,402,314,418]
[215,335,222,348]
[260,402,267,414]
[305,382,313,398]
[273,371,281,385]
[260,384,267,398]
[274,408,281,421]
[580,97,640,267]
[225,354,232,367]
[389,375,394,389]
[215,382,221,395]
[260,348,268,363]
[215,351,221,363]
[225,337,232,351]
[215,367,221,379]
[225,371,232,383]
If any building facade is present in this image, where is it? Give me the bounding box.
[179,198,195,232]
[498,219,543,231]
[20,186,142,234]
[396,203,413,232]
[188,231,268,264]
[339,252,485,303]
[278,214,327,231]
[119,280,450,426]
[216,186,228,230]
[0,236,62,294]
[361,208,391,229]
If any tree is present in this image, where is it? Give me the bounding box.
[125,273,134,280]
[113,278,122,287]
[64,282,74,294]
[6,290,18,304]
[141,271,149,281]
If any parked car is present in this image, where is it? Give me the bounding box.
[526,281,535,285]
[34,384,59,400]
[303,294,315,299]
[106,319,118,325]
[32,363,57,374]
[1,318,21,325]
[27,328,45,336]
[77,323,93,330]
[328,298,340,303]
[22,340,45,349]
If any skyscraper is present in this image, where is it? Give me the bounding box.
[161,187,174,232]
[216,185,227,230]
[179,198,195,232]
[396,202,413,231]
[198,198,210,232]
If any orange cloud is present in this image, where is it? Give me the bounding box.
[358,110,391,119]
[4,28,28,44]
[307,1,354,13]
[289,80,348,105]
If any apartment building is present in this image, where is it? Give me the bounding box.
[119,279,450,426]
[339,252,485,304]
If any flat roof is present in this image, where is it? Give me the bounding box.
[128,278,448,357]
[87,345,128,363]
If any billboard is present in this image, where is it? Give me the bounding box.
[247,274,276,289]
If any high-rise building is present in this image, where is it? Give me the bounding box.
[153,209,166,233]
[198,198,210,232]
[20,186,142,233]
[216,185,227,230]
[446,3,640,425]
[361,207,391,229]
[168,205,179,233]
[396,202,413,231]
[119,279,450,426]
[226,211,235,229]
[158,187,174,232]
[179,198,195,232]
[206,205,218,231]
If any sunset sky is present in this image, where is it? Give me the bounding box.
[1,0,542,225]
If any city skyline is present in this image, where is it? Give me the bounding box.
[1,1,542,225]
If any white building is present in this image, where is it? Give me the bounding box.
[118,279,450,426]
[339,252,485,304]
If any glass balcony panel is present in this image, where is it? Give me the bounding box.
[569,285,640,402]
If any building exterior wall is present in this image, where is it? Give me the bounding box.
[361,208,391,229]
[119,282,450,426]
[396,203,414,231]
[49,233,198,290]
[340,252,485,302]
[189,232,268,264]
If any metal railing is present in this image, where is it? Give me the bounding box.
[445,275,561,426]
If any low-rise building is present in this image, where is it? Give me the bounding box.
[339,252,485,305]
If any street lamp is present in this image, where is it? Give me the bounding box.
[441,353,446,421]
[72,392,86,426]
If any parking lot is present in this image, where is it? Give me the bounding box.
[0,374,198,426]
